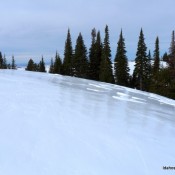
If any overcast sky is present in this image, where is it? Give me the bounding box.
[0,0,175,64]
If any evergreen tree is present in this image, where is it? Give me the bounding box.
[168,30,175,69]
[26,59,35,71]
[147,50,152,76]
[88,30,103,81]
[162,52,168,62]
[133,29,149,91]
[53,52,63,74]
[153,37,160,74]
[11,55,17,69]
[34,63,39,72]
[114,30,130,86]
[38,56,46,72]
[2,55,7,69]
[73,33,88,78]
[49,58,54,73]
[150,67,175,99]
[89,28,97,80]
[99,25,114,83]
[0,52,3,69]
[63,29,73,76]
[89,30,102,81]
[95,31,102,81]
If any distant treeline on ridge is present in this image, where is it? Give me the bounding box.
[0,25,175,99]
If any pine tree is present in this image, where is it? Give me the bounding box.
[99,25,114,83]
[153,37,160,74]
[168,30,175,69]
[0,52,3,69]
[89,28,97,80]
[11,55,17,69]
[95,31,102,81]
[53,52,63,74]
[38,56,46,72]
[26,59,35,71]
[147,50,152,75]
[150,67,175,99]
[162,52,168,62]
[133,29,149,91]
[49,58,54,73]
[88,30,103,81]
[73,33,88,78]
[114,30,130,86]
[2,55,7,69]
[63,29,73,76]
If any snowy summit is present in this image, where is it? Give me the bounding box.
[0,69,175,175]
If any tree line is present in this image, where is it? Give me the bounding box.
[0,53,16,69]
[25,26,175,99]
[1,25,175,99]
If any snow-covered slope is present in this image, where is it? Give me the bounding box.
[0,70,175,175]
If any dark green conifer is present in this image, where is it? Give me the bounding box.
[38,56,46,72]
[11,55,17,69]
[99,25,114,83]
[53,52,63,74]
[114,30,130,86]
[26,59,35,71]
[95,31,102,81]
[49,58,54,73]
[89,28,97,80]
[147,50,152,75]
[168,30,175,69]
[89,30,102,81]
[153,37,160,74]
[0,52,3,69]
[162,52,168,62]
[73,33,88,78]
[2,55,7,69]
[63,29,73,76]
[133,29,149,91]
[150,68,175,99]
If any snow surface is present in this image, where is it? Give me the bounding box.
[0,70,175,175]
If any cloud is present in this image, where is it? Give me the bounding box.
[0,0,174,64]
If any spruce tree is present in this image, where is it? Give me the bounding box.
[38,56,46,72]
[11,55,17,69]
[168,30,175,69]
[89,30,103,81]
[147,50,152,75]
[73,33,88,78]
[162,52,168,62]
[26,59,35,71]
[114,30,130,86]
[0,52,3,69]
[99,25,114,83]
[2,55,7,69]
[53,52,63,74]
[150,67,175,99]
[95,31,102,81]
[49,58,54,73]
[153,37,160,74]
[133,29,149,91]
[89,28,97,80]
[63,29,73,76]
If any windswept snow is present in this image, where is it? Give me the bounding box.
[0,70,175,175]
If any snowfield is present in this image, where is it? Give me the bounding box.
[0,70,175,175]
